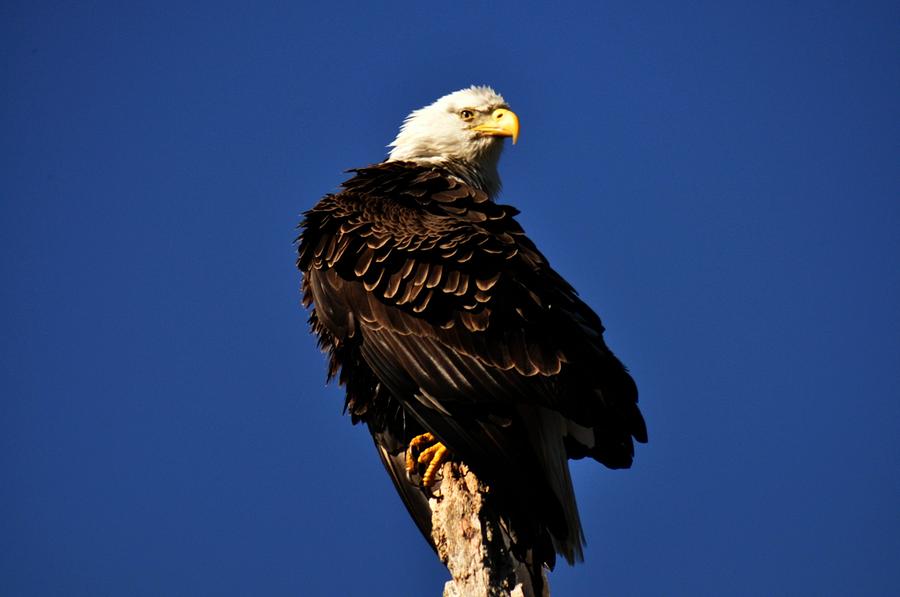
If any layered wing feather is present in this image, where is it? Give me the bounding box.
[297,162,646,566]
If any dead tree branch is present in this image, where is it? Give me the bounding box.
[429,462,548,597]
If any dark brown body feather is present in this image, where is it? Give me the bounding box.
[297,161,646,577]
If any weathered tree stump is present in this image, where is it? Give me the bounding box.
[430,462,548,597]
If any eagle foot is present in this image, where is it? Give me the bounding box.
[405,432,449,487]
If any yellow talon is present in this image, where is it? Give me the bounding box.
[405,432,436,473]
[419,442,448,487]
[405,432,450,487]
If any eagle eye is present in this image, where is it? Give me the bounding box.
[460,109,475,121]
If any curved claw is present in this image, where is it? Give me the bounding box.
[405,432,436,473]
[405,432,449,487]
[418,442,449,487]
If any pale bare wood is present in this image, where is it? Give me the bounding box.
[429,462,548,597]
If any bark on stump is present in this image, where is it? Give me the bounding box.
[430,462,548,597]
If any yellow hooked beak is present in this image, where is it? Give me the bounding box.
[472,108,519,144]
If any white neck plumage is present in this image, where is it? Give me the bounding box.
[386,140,504,200]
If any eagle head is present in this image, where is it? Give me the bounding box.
[386,86,519,198]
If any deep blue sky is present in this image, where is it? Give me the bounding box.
[2,2,898,595]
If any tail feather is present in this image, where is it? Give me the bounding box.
[369,423,437,553]
[517,404,585,564]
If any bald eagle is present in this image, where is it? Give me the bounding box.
[297,86,646,589]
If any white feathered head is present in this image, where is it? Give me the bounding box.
[387,86,519,197]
